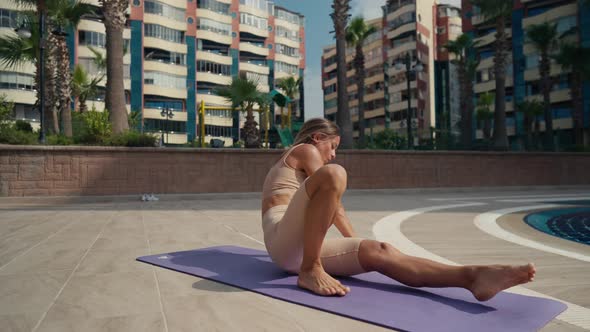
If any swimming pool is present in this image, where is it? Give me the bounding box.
[524,207,590,246]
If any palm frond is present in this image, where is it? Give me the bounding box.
[0,34,36,68]
[470,0,512,22]
[526,22,558,52]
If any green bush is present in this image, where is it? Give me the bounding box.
[46,134,74,145]
[373,129,407,150]
[0,95,38,145]
[74,109,112,144]
[0,126,38,145]
[106,130,158,147]
[15,120,33,132]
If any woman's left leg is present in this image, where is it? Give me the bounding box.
[356,240,535,301]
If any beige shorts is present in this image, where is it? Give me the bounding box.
[262,180,366,276]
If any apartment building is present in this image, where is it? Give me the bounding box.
[321,17,385,140]
[0,0,305,146]
[434,3,462,139]
[462,0,590,147]
[322,0,458,146]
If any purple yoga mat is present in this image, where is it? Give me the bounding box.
[137,245,566,332]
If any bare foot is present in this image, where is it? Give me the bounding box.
[297,266,350,296]
[470,263,536,301]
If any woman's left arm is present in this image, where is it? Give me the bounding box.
[333,203,357,237]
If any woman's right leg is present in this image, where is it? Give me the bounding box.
[298,164,351,296]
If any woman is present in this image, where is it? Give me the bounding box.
[261,118,535,299]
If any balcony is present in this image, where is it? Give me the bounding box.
[239,42,269,57]
[239,61,269,75]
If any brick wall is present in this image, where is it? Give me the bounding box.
[1,145,589,196]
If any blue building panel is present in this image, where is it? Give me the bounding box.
[130,20,143,131]
[298,68,304,121]
[187,36,196,142]
[581,0,590,127]
[512,8,525,136]
[268,59,275,124]
[231,48,240,142]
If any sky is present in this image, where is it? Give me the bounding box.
[271,0,461,120]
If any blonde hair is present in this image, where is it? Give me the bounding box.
[293,118,340,145]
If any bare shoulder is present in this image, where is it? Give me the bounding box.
[290,144,321,162]
[287,144,323,175]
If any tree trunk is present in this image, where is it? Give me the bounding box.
[103,0,129,134]
[79,97,88,113]
[56,36,72,137]
[243,107,260,148]
[492,16,509,150]
[540,49,553,150]
[332,0,352,149]
[534,118,541,149]
[355,44,366,147]
[45,34,59,134]
[483,119,491,141]
[458,59,472,150]
[523,112,532,150]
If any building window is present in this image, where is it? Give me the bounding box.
[78,30,106,48]
[275,44,299,58]
[0,9,18,28]
[275,8,301,25]
[0,71,35,91]
[144,0,185,22]
[197,60,231,76]
[145,24,184,43]
[275,25,299,42]
[144,71,186,89]
[388,11,415,31]
[196,18,231,36]
[239,0,268,11]
[245,72,268,84]
[239,12,268,30]
[197,0,230,15]
[275,61,298,74]
[144,118,187,133]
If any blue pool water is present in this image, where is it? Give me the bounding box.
[524,207,590,246]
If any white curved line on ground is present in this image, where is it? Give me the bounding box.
[372,203,590,329]
[496,197,590,203]
[428,193,590,201]
[473,204,590,263]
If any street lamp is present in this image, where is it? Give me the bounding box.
[395,53,423,149]
[160,108,174,145]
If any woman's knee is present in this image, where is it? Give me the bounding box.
[358,240,400,270]
[318,164,347,192]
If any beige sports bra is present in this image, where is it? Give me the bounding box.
[261,144,307,199]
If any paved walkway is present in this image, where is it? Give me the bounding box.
[1,187,589,332]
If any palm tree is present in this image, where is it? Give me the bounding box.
[470,0,513,150]
[331,0,352,149]
[100,0,128,134]
[276,76,302,130]
[517,100,543,150]
[48,0,95,137]
[216,75,264,148]
[0,10,60,135]
[553,42,590,146]
[272,90,288,128]
[346,16,377,148]
[444,33,479,149]
[476,92,494,143]
[72,64,103,113]
[526,22,558,150]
